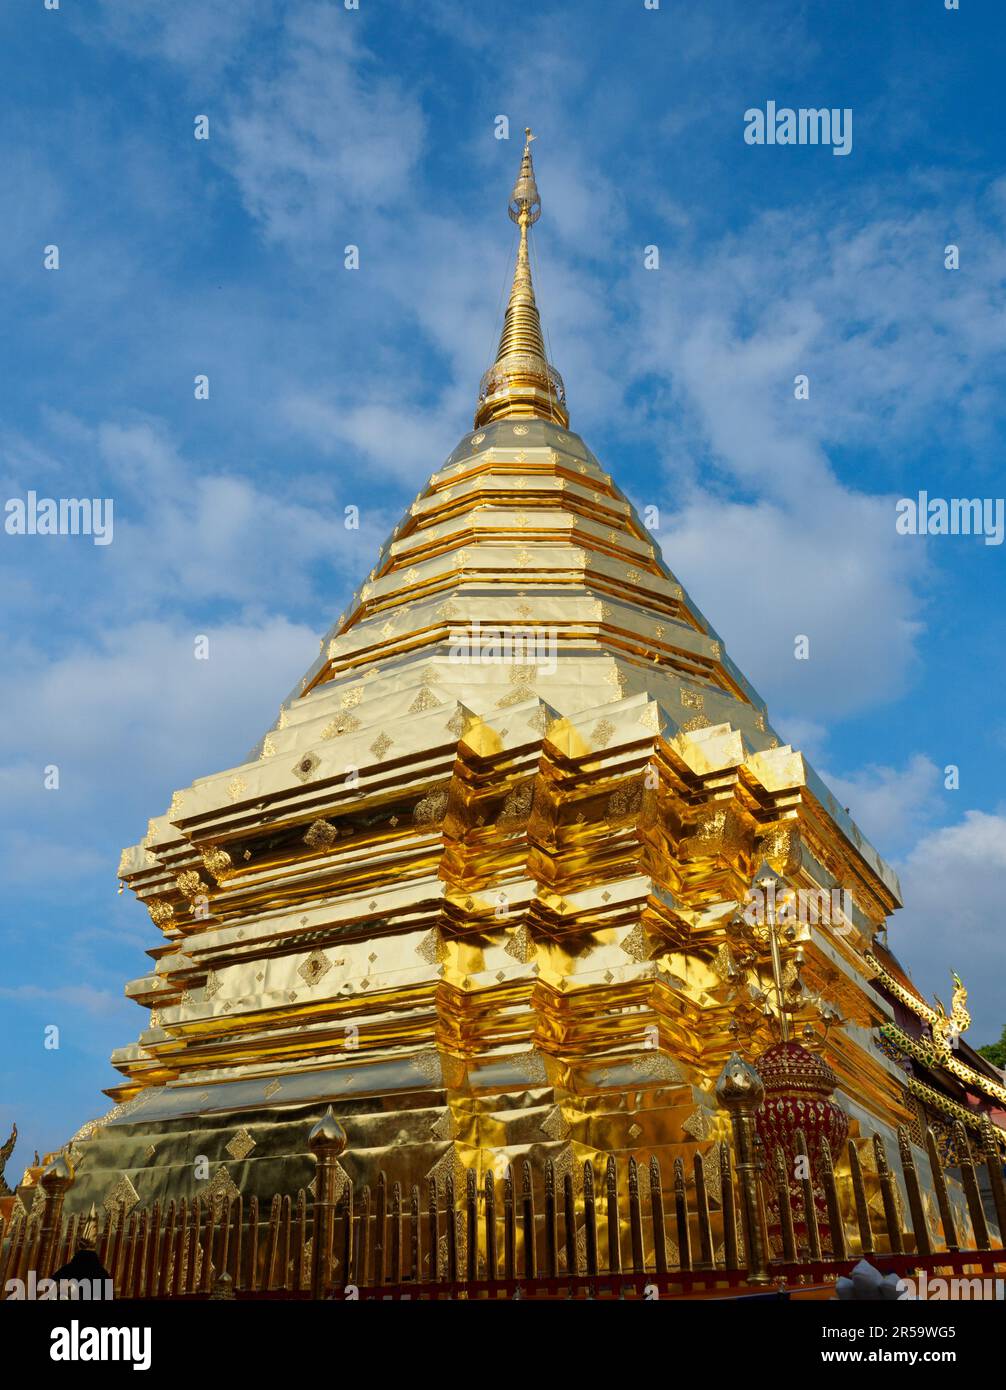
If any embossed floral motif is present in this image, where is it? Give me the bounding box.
[292,752,320,783]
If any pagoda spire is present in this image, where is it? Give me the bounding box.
[474,128,569,428]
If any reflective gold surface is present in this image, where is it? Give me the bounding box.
[61,137,997,1223]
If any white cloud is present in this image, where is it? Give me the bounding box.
[821,754,942,857]
[88,0,276,79]
[224,5,425,245]
[893,811,1006,1046]
[653,490,925,720]
[0,615,321,854]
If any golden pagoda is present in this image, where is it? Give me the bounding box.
[58,132,1004,1248]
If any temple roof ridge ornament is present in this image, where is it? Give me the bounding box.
[475,129,569,430]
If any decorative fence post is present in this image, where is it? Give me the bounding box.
[716,1052,771,1283]
[308,1107,348,1298]
[38,1153,74,1280]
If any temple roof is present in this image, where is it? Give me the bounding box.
[119,138,902,912]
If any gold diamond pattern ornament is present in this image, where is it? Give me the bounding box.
[303,819,338,849]
[370,732,393,760]
[175,869,203,898]
[620,923,651,962]
[682,1106,715,1141]
[416,927,449,965]
[201,846,234,882]
[504,921,537,963]
[409,687,441,714]
[292,752,321,783]
[541,1106,571,1141]
[102,1174,140,1219]
[298,949,333,986]
[413,787,449,825]
[321,714,360,739]
[205,1165,241,1212]
[225,1128,256,1161]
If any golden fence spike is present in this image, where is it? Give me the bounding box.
[464,1171,477,1284]
[897,1127,933,1258]
[979,1120,1006,1249]
[375,1170,388,1286]
[97,1206,112,1270]
[503,1166,515,1280]
[158,1201,175,1297]
[174,1197,189,1296]
[847,1139,874,1257]
[409,1183,420,1284]
[872,1135,904,1255]
[563,1170,578,1280]
[953,1122,990,1252]
[445,1174,458,1285]
[136,1209,151,1299]
[341,1180,355,1287]
[693,1150,714,1270]
[818,1136,847,1262]
[123,1212,139,1297]
[203,1198,220,1295]
[795,1129,821,1263]
[106,1206,125,1293]
[628,1156,645,1273]
[232,1195,243,1290]
[280,1194,293,1293]
[673,1155,692,1272]
[544,1159,559,1278]
[264,1192,282,1291]
[774,1145,797,1264]
[393,1180,405,1285]
[583,1161,599,1276]
[358,1184,372,1286]
[719,1142,738,1271]
[427,1176,440,1284]
[144,1201,161,1300]
[605,1155,621,1275]
[925,1127,959,1253]
[649,1156,668,1275]
[483,1173,497,1281]
[521,1157,536,1279]
[247,1195,260,1293]
[293,1188,307,1291]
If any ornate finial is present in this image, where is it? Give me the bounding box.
[508,129,541,227]
[475,130,568,429]
[308,1105,347,1154]
[40,1152,75,1191]
[715,1052,766,1110]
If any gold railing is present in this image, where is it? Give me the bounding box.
[3,1055,1005,1299]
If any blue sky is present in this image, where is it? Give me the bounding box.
[1,0,1005,1166]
